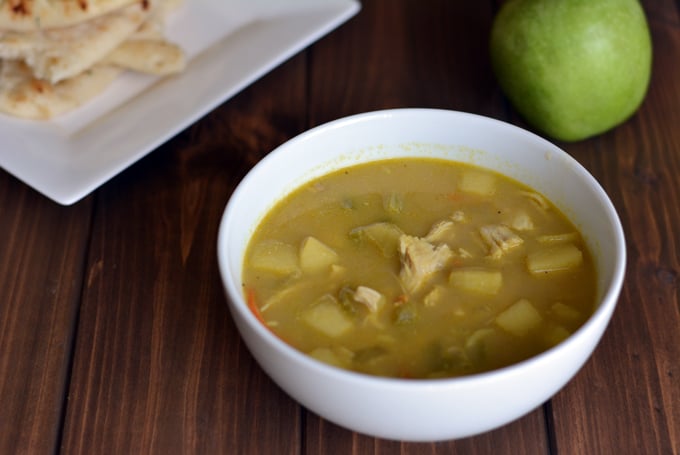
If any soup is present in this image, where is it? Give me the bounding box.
[242,158,596,379]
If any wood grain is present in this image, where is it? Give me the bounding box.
[549,2,680,453]
[0,178,92,454]
[59,56,309,454]
[307,0,504,123]
[0,0,678,454]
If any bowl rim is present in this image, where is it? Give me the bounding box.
[217,107,627,389]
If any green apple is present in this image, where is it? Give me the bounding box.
[490,0,652,141]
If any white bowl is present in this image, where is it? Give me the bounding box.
[217,108,626,442]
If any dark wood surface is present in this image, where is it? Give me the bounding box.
[1,1,678,453]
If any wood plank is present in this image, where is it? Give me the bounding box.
[546,1,680,453]
[305,409,549,454]
[307,0,506,124]
[59,55,309,454]
[0,177,92,454]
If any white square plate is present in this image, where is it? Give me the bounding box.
[0,0,360,205]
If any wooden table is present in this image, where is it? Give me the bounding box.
[1,1,678,453]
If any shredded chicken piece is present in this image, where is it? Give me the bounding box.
[479,224,524,259]
[353,286,384,313]
[399,234,453,293]
[457,247,473,259]
[424,220,456,243]
[450,211,466,223]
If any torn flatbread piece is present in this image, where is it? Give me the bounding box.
[0,0,138,31]
[0,0,157,83]
[0,0,185,119]
[0,59,121,119]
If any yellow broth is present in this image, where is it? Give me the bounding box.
[242,158,597,379]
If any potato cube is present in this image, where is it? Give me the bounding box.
[449,268,502,294]
[301,294,354,337]
[527,244,583,274]
[299,236,339,274]
[249,239,299,276]
[495,299,543,336]
[458,170,496,196]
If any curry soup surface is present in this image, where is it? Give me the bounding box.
[242,158,597,379]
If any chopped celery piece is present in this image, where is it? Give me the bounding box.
[527,244,583,274]
[249,239,299,276]
[427,344,472,377]
[393,302,418,325]
[338,286,359,316]
[449,268,502,294]
[458,170,496,196]
[299,236,339,274]
[301,294,354,337]
[349,222,404,258]
[495,299,543,336]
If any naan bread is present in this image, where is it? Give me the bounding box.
[0,0,137,31]
[0,0,157,83]
[131,0,182,36]
[0,59,121,119]
[0,0,184,119]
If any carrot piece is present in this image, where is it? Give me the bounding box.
[246,288,266,326]
[450,258,464,267]
[245,288,289,343]
[397,366,413,379]
[447,192,464,202]
[394,294,409,306]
